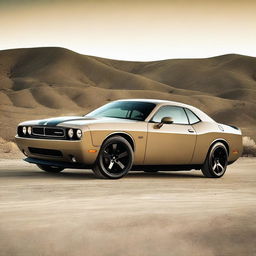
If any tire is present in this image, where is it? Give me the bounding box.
[93,136,134,179]
[201,142,228,178]
[37,164,64,173]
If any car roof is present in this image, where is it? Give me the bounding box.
[115,99,215,123]
[116,98,197,109]
[116,98,180,105]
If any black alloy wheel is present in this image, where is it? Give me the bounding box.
[93,136,134,179]
[201,142,228,178]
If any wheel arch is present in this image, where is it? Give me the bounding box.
[202,139,230,164]
[102,132,135,151]
[210,138,230,155]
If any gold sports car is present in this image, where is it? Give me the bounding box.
[15,99,242,179]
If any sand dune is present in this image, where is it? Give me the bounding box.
[0,47,255,141]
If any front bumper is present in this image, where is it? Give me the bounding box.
[15,135,99,165]
[24,157,93,169]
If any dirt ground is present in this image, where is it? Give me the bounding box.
[0,158,255,256]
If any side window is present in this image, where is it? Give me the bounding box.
[185,108,201,124]
[151,106,189,124]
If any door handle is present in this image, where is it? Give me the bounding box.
[188,129,195,133]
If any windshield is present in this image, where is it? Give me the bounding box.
[85,101,156,121]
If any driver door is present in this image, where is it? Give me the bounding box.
[144,105,196,165]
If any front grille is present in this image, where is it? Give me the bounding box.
[17,126,81,140]
[28,147,63,157]
[45,128,64,136]
[32,127,65,138]
[32,127,44,135]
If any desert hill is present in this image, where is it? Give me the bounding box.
[0,47,255,141]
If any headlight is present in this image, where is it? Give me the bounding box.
[76,129,82,139]
[22,126,27,135]
[27,126,32,135]
[67,128,74,138]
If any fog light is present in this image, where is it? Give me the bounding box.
[22,126,27,135]
[71,156,76,162]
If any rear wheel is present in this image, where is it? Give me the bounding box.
[201,142,228,178]
[93,136,134,179]
[37,164,64,173]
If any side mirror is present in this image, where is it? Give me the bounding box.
[154,117,173,129]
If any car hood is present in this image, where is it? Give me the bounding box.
[19,116,138,127]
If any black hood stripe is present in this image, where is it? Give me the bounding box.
[38,117,94,126]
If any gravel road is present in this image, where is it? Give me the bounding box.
[0,158,255,256]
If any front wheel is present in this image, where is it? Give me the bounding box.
[37,164,64,173]
[93,136,134,179]
[201,142,228,178]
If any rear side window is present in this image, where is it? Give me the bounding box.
[151,106,189,124]
[185,108,201,124]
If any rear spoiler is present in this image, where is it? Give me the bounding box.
[227,124,239,130]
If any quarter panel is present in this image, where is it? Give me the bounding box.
[191,122,242,164]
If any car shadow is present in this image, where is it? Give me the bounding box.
[127,171,204,179]
[0,168,204,180]
[0,169,95,180]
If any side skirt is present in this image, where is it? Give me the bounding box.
[24,157,202,171]
[132,164,202,172]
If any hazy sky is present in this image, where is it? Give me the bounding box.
[0,0,255,60]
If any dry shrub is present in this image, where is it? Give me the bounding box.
[0,127,16,142]
[242,136,256,157]
[3,142,18,153]
[0,137,6,144]
[0,137,19,154]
